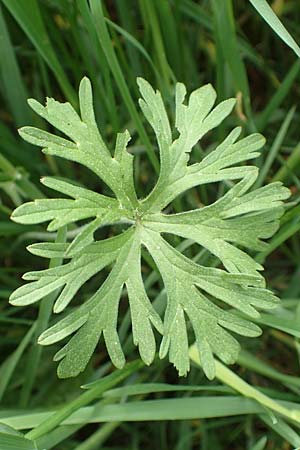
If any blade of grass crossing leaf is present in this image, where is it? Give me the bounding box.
[0,6,29,126]
[249,0,300,57]
[89,0,159,172]
[1,0,77,105]
[19,227,67,407]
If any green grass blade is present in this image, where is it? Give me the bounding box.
[256,216,300,264]
[101,383,230,397]
[73,423,118,450]
[255,106,296,187]
[237,349,300,389]
[89,0,159,172]
[34,425,83,450]
[105,18,159,80]
[256,60,300,131]
[115,0,143,75]
[139,0,174,89]
[0,6,29,126]
[254,312,300,340]
[0,429,37,450]
[75,0,120,131]
[0,123,39,169]
[210,0,254,129]
[154,0,183,81]
[3,396,300,430]
[249,0,300,57]
[0,324,36,402]
[1,0,77,105]
[271,143,300,183]
[249,436,267,450]
[260,414,300,448]
[0,153,43,200]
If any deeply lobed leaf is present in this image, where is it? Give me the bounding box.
[10,77,290,378]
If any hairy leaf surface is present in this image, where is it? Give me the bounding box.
[10,77,290,378]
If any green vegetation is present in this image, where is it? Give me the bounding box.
[0,1,300,449]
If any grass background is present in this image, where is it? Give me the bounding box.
[0,0,300,449]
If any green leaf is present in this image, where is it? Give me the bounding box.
[10,77,290,378]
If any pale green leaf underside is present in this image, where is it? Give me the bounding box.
[10,77,290,379]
